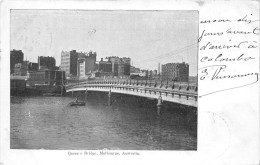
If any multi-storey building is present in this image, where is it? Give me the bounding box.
[107,56,131,76]
[107,56,120,76]
[161,62,189,82]
[10,49,24,73]
[88,51,97,61]
[28,62,39,71]
[78,58,86,79]
[121,57,131,76]
[77,52,97,79]
[13,61,29,76]
[130,66,140,74]
[61,51,70,76]
[38,56,56,70]
[98,58,112,73]
[27,70,65,86]
[61,50,78,77]
[61,50,96,78]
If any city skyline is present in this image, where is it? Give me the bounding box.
[11,10,198,76]
[10,49,196,76]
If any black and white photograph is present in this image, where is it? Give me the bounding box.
[10,10,198,150]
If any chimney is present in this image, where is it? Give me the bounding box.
[101,58,103,61]
[158,63,160,74]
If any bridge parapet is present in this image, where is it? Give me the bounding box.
[66,79,197,94]
[66,78,198,107]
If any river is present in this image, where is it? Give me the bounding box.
[10,93,197,150]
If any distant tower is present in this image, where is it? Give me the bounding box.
[158,63,160,74]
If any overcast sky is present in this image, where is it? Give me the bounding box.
[11,10,198,76]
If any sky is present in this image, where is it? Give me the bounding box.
[11,10,198,76]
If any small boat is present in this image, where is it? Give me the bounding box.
[69,101,86,106]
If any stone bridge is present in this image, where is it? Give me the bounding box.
[65,78,198,109]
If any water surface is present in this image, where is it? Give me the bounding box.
[11,95,196,150]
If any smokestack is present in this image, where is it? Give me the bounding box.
[101,58,103,61]
[158,63,160,74]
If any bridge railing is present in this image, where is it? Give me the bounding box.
[66,79,197,93]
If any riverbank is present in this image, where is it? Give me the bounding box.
[11,85,65,96]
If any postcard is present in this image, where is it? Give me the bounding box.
[0,0,259,165]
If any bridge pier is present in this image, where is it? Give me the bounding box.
[72,91,74,98]
[108,89,112,106]
[157,95,163,115]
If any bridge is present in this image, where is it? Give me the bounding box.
[65,78,198,111]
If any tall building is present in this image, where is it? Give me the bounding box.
[158,63,161,75]
[77,52,97,79]
[70,50,80,76]
[88,51,97,61]
[107,56,120,76]
[38,56,56,70]
[121,57,131,76]
[107,56,131,76]
[61,50,96,78]
[161,62,189,82]
[98,58,112,73]
[85,52,96,73]
[10,49,24,73]
[114,62,119,76]
[78,58,86,79]
[61,50,74,77]
[61,50,79,77]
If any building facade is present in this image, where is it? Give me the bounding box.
[107,56,120,76]
[77,54,96,79]
[130,66,140,74]
[10,49,24,73]
[13,61,29,76]
[61,50,96,79]
[107,56,131,77]
[77,51,97,79]
[60,50,78,77]
[78,58,86,79]
[28,70,65,86]
[28,62,39,71]
[121,57,131,76]
[38,56,56,70]
[161,62,189,82]
[85,54,96,73]
[98,59,112,73]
